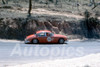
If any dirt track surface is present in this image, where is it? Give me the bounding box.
[0,39,100,67]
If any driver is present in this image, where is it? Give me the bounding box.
[46,33,50,36]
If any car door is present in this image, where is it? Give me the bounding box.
[36,32,47,43]
[49,33,58,43]
[46,33,56,43]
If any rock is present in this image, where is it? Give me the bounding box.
[27,20,37,29]
[63,21,72,34]
[36,21,46,30]
[44,22,53,30]
[50,21,59,27]
[52,26,59,34]
[58,22,64,31]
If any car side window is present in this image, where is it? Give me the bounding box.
[37,32,46,37]
[50,33,54,36]
[46,33,53,37]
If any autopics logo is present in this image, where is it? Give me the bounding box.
[10,43,85,59]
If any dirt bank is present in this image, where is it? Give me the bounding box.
[0,16,100,40]
[0,16,80,40]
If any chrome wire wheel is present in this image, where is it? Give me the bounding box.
[59,39,64,44]
[32,39,38,44]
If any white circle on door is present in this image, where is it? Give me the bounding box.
[47,37,52,42]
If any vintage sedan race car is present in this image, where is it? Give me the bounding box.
[25,30,68,44]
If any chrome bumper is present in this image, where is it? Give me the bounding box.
[24,39,30,44]
[64,40,68,44]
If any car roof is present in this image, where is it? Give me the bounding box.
[36,30,52,34]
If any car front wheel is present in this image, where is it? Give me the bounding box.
[32,39,38,44]
[58,38,65,44]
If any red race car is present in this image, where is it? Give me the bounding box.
[25,30,68,44]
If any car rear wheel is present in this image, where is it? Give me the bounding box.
[32,39,38,44]
[58,38,65,44]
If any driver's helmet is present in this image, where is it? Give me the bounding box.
[46,33,50,36]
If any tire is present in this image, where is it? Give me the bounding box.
[58,38,65,44]
[32,39,38,44]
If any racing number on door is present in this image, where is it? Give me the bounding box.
[47,37,51,42]
[47,37,54,42]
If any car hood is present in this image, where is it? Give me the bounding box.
[26,34,36,39]
[53,34,67,38]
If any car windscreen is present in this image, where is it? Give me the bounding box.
[37,32,46,37]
